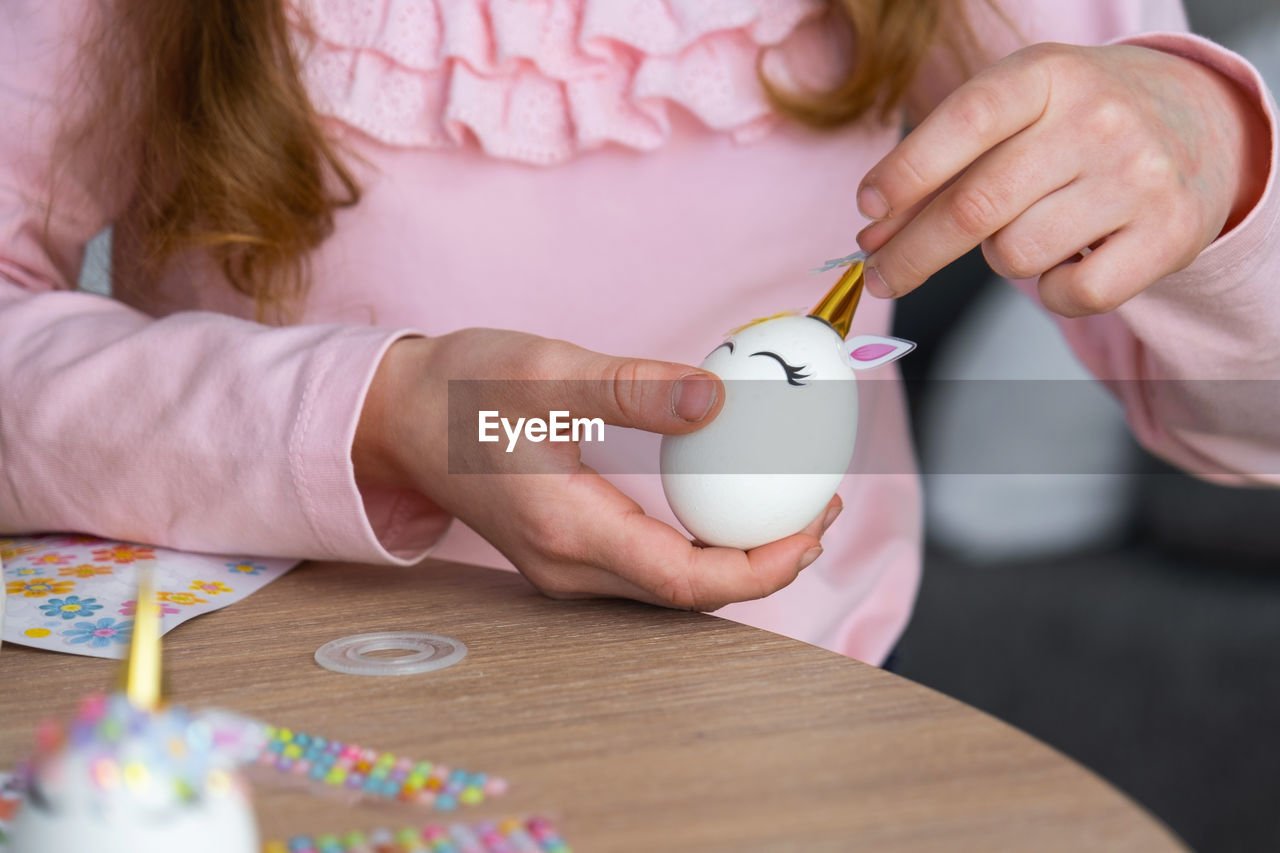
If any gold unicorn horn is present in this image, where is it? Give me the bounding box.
[121,562,163,710]
[808,254,866,340]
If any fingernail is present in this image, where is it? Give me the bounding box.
[855,225,873,252]
[673,372,716,422]
[863,263,894,298]
[820,504,842,534]
[798,546,823,571]
[857,186,890,220]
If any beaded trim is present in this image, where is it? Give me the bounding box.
[265,816,569,852]
[258,726,507,811]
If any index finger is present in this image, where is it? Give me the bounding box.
[857,49,1053,221]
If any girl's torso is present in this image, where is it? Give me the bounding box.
[112,0,923,662]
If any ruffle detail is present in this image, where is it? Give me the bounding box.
[288,0,827,165]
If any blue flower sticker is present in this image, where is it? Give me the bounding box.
[225,560,266,576]
[39,595,103,621]
[63,617,134,648]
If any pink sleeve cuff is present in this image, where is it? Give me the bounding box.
[291,326,453,565]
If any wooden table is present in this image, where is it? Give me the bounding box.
[0,559,1184,851]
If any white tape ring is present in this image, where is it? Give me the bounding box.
[314,632,467,676]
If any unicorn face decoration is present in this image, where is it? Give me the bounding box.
[7,693,262,853]
[660,254,914,550]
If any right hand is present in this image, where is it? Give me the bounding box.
[353,329,840,611]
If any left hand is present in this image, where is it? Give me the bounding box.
[856,42,1269,317]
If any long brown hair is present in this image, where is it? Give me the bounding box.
[764,0,980,126]
[63,0,360,322]
[65,0,970,322]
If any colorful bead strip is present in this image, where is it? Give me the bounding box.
[258,726,507,810]
[265,816,569,853]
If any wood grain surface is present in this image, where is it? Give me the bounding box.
[0,558,1185,851]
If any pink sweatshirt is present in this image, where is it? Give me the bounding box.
[1,0,1276,664]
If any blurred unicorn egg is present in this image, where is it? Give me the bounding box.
[8,693,263,853]
[661,254,914,551]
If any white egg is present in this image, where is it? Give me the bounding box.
[9,696,261,853]
[661,315,913,550]
[10,782,258,853]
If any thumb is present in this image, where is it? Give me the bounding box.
[542,344,723,435]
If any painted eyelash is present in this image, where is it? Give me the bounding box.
[750,351,810,386]
[26,781,54,814]
[708,340,735,358]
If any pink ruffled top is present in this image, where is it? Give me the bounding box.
[289,0,826,164]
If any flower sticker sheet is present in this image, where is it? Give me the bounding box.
[1,535,298,660]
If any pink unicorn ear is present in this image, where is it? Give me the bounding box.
[846,335,916,370]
